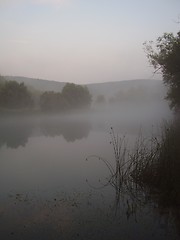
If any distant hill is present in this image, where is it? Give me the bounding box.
[5,76,166,101]
[5,76,66,93]
[87,79,166,99]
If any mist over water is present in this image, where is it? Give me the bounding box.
[0,0,179,237]
[0,101,172,192]
[0,99,177,239]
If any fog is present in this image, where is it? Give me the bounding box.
[0,98,172,197]
[1,87,178,240]
[0,0,179,237]
[0,98,172,148]
[0,61,176,240]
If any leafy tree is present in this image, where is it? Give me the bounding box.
[0,81,33,109]
[40,91,68,112]
[144,31,180,111]
[40,83,92,112]
[61,83,92,109]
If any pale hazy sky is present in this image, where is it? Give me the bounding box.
[0,0,179,83]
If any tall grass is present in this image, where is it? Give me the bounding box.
[87,122,180,207]
[131,122,180,207]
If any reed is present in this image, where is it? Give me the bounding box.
[87,122,180,207]
[131,122,180,207]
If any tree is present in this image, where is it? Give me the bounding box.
[40,91,68,112]
[61,83,92,109]
[0,81,33,109]
[144,31,180,111]
[40,84,92,112]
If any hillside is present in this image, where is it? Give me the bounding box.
[87,79,165,99]
[5,76,166,102]
[5,76,66,93]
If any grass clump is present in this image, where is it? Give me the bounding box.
[131,122,180,207]
[88,122,180,208]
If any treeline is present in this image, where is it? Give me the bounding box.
[40,83,92,112]
[0,78,33,109]
[0,76,92,112]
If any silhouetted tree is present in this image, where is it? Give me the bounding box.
[144,31,180,111]
[40,83,92,112]
[40,91,68,112]
[0,81,33,109]
[61,83,92,109]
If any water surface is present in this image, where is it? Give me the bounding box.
[0,104,178,239]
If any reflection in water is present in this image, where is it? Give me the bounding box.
[0,110,178,239]
[86,128,180,239]
[0,122,33,149]
[41,119,91,142]
[0,116,91,148]
[86,130,146,220]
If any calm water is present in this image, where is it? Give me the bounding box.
[0,104,178,240]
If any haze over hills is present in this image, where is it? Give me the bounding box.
[5,76,66,93]
[5,76,165,101]
[87,79,165,100]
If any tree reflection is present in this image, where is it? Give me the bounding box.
[86,126,180,237]
[40,119,91,142]
[0,116,92,149]
[0,121,33,149]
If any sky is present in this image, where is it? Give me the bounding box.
[0,0,179,84]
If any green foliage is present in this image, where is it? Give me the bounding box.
[0,78,91,112]
[92,124,180,208]
[40,83,92,112]
[144,31,180,110]
[40,91,68,112]
[61,83,92,109]
[131,123,180,206]
[0,81,33,109]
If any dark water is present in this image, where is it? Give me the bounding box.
[0,104,179,239]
